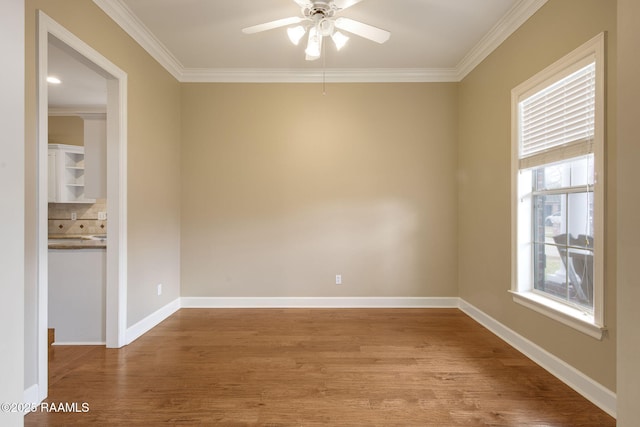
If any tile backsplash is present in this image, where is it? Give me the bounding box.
[48,199,107,236]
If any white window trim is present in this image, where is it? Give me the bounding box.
[510,33,606,340]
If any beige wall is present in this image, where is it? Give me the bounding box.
[458,0,616,390]
[48,115,83,146]
[181,83,458,298]
[616,0,640,423]
[25,0,181,387]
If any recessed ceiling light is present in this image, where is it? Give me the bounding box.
[47,76,62,84]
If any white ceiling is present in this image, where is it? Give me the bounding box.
[47,0,546,108]
[93,0,548,82]
[48,37,107,110]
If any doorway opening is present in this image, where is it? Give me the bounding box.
[36,11,128,402]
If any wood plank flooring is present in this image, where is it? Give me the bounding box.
[26,309,615,426]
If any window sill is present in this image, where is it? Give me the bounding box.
[509,290,606,340]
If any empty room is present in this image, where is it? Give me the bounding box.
[2,0,640,425]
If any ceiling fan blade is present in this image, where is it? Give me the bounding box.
[333,0,365,10]
[334,17,390,44]
[293,0,312,8]
[242,17,304,34]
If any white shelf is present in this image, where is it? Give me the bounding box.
[48,144,96,204]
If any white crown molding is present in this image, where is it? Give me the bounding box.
[181,68,459,83]
[92,0,183,80]
[455,0,549,81]
[94,0,547,83]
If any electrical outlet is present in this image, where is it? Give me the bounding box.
[98,211,107,220]
[71,212,77,220]
[335,274,342,285]
[157,283,162,296]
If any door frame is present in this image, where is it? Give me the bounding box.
[36,11,128,401]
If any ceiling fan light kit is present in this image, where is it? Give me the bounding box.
[287,25,307,45]
[331,31,349,50]
[242,0,390,61]
[305,26,322,60]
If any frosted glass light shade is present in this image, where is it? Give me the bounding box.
[287,26,306,45]
[331,31,349,50]
[305,27,322,60]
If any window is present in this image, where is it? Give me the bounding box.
[511,33,605,339]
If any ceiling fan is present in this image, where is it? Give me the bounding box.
[242,0,391,61]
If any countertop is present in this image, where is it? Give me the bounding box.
[48,234,107,249]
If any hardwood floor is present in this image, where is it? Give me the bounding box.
[26,309,614,426]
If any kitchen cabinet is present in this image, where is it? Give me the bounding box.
[48,143,96,203]
[48,248,106,344]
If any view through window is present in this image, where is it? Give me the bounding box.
[531,155,594,312]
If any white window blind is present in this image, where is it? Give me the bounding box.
[518,62,595,169]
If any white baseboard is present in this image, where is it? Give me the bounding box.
[459,299,616,418]
[52,341,106,346]
[180,296,460,308]
[23,383,39,406]
[125,298,180,345]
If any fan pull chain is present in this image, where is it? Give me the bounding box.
[322,38,326,95]
[323,70,326,95]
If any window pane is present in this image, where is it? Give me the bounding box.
[533,194,564,239]
[568,192,594,241]
[532,155,594,191]
[533,161,569,191]
[533,242,594,312]
[567,249,594,309]
[569,154,594,188]
[533,243,567,298]
[530,157,595,312]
